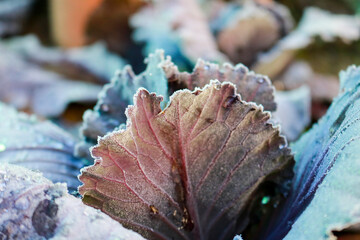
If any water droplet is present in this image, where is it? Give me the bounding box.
[20,224,28,231]
[0,144,6,152]
[257,78,264,84]
[261,196,270,205]
[15,197,30,210]
[140,91,147,98]
[213,82,221,90]
[148,72,153,76]
[100,104,110,112]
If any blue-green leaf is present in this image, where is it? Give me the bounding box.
[0,164,145,239]
[265,66,360,239]
[0,102,84,193]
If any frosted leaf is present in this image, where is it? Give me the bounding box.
[162,57,276,111]
[76,50,169,160]
[0,164,145,240]
[264,66,360,240]
[0,103,83,192]
[80,81,293,240]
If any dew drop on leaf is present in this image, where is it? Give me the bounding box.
[15,197,30,210]
[257,78,264,84]
[100,104,110,112]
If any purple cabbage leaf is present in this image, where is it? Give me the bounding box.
[79,81,293,240]
[161,57,277,111]
[76,50,169,160]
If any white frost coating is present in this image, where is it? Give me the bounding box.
[284,142,360,240]
[52,195,145,240]
[0,164,145,240]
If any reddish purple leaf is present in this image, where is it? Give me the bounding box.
[162,59,276,111]
[79,81,293,240]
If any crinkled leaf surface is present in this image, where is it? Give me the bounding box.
[265,66,360,240]
[0,45,102,117]
[130,0,227,69]
[76,50,169,159]
[4,35,126,83]
[0,102,83,192]
[79,81,293,240]
[162,58,276,111]
[0,164,145,240]
[77,50,276,161]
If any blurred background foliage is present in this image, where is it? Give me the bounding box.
[0,0,360,131]
[278,0,359,19]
